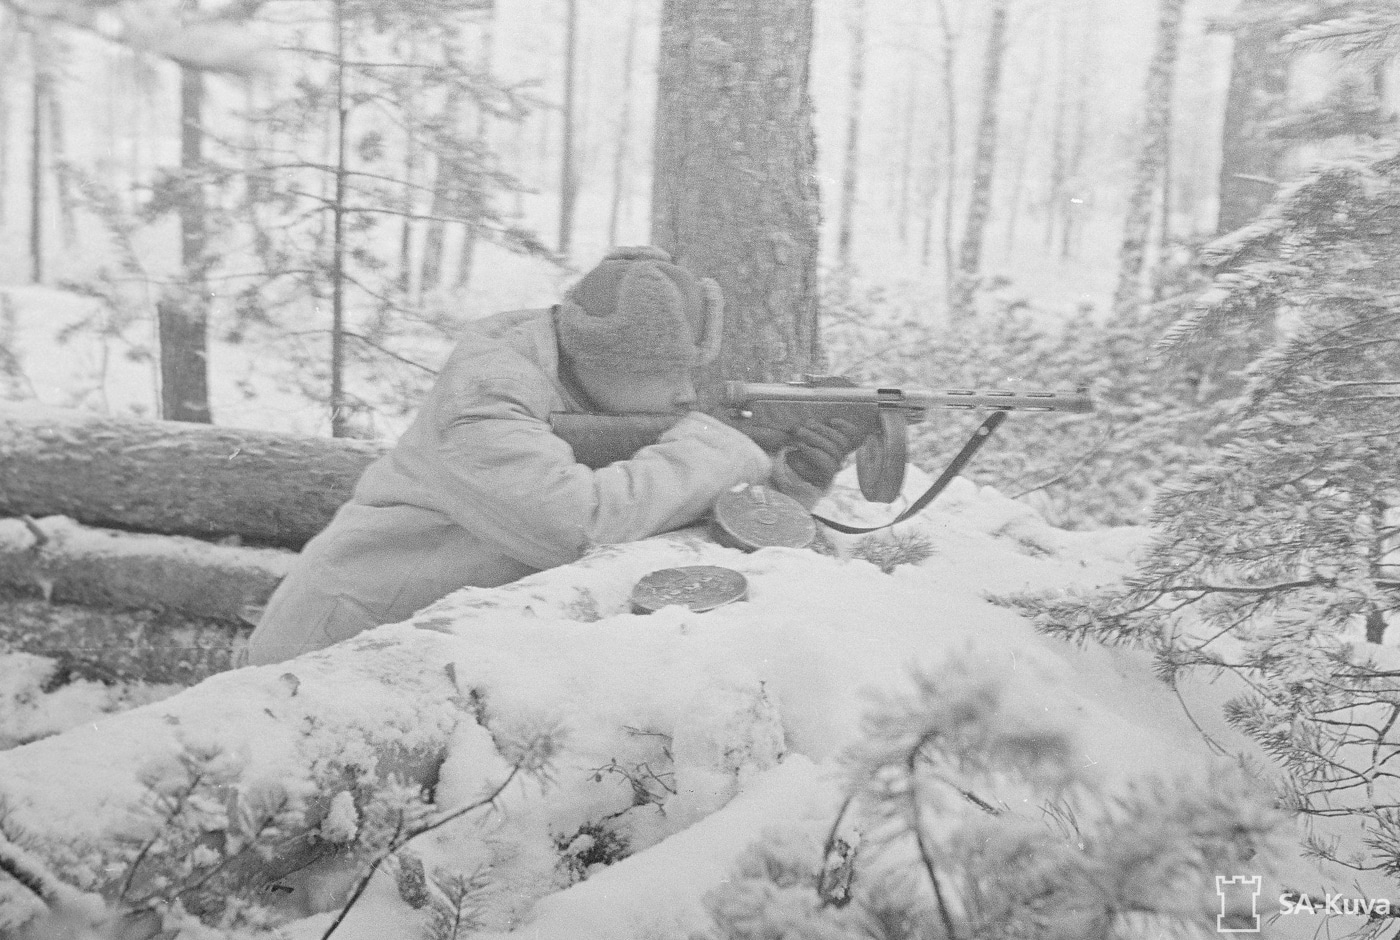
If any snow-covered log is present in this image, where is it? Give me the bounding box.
[0,516,291,684]
[0,516,290,620]
[0,404,386,549]
[0,596,246,684]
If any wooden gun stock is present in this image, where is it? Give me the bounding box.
[548,412,682,469]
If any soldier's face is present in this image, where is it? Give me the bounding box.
[573,362,698,414]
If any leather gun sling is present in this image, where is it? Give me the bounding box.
[812,411,1008,535]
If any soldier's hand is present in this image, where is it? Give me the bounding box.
[785,417,866,489]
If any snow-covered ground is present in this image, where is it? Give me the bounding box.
[0,469,1360,939]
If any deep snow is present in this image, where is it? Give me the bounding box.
[0,468,1362,938]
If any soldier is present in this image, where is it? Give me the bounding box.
[246,246,863,665]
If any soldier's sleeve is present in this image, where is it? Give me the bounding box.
[430,371,772,570]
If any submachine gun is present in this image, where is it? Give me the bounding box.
[552,375,1094,504]
[551,375,1094,614]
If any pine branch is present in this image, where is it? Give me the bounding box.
[322,766,522,940]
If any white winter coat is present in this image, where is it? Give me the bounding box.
[246,307,813,665]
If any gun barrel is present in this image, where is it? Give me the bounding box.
[723,382,1094,414]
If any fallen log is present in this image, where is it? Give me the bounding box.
[0,404,388,549]
[0,593,249,685]
[0,516,291,621]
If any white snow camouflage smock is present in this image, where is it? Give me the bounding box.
[246,307,818,665]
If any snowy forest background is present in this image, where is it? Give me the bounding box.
[0,0,1398,938]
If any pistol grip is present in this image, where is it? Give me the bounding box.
[856,408,907,503]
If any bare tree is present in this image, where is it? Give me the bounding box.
[557,0,578,256]
[1112,0,1185,318]
[156,27,212,424]
[0,23,10,227]
[835,0,867,272]
[1002,18,1049,258]
[28,24,45,283]
[606,0,642,247]
[950,0,1010,320]
[651,0,821,384]
[896,6,925,247]
[931,0,959,291]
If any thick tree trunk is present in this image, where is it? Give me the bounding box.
[0,404,387,549]
[158,52,212,424]
[1112,0,1185,319]
[950,0,1009,321]
[1216,8,1289,234]
[651,0,821,386]
[835,0,867,271]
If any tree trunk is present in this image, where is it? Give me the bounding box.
[0,404,388,549]
[158,50,212,424]
[651,0,821,385]
[457,14,495,289]
[1060,3,1096,261]
[330,0,350,437]
[0,10,10,225]
[932,0,958,296]
[1216,7,1289,234]
[558,0,578,257]
[1112,0,1185,319]
[398,36,420,296]
[43,50,75,249]
[896,5,924,247]
[29,27,44,284]
[950,0,1010,321]
[418,90,456,294]
[1003,23,1049,259]
[835,0,867,271]
[606,0,642,247]
[1045,1,1072,250]
[0,516,287,624]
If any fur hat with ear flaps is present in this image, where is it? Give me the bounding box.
[556,246,724,375]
